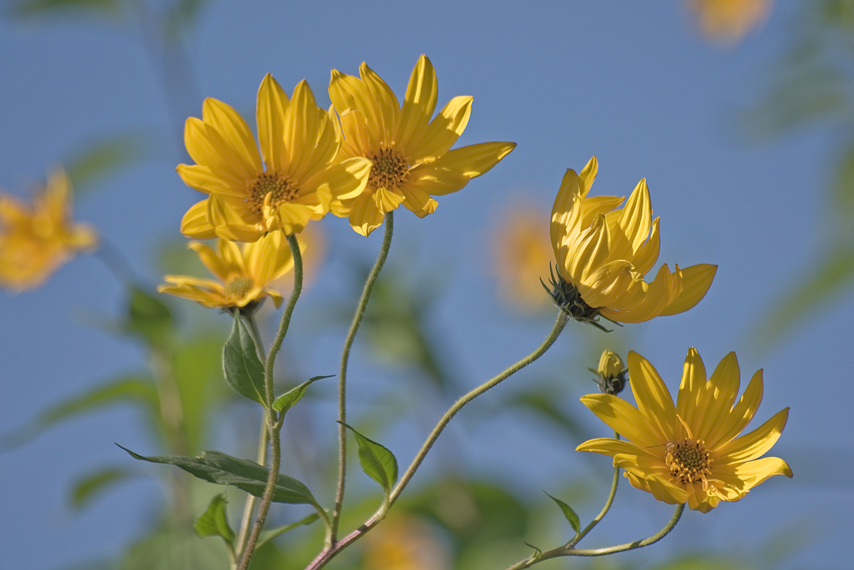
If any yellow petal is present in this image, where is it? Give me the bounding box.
[618,178,652,253]
[695,351,741,444]
[257,74,289,171]
[207,195,263,241]
[303,156,371,201]
[579,394,664,449]
[329,69,384,144]
[298,108,340,182]
[359,62,399,144]
[567,214,610,282]
[283,80,320,177]
[677,347,707,430]
[177,164,244,198]
[410,96,472,163]
[550,168,581,250]
[184,116,255,184]
[372,186,406,213]
[202,97,262,174]
[627,351,678,441]
[406,165,470,196]
[577,156,598,198]
[348,192,386,236]
[709,368,764,449]
[632,217,661,276]
[396,55,438,149]
[658,263,717,316]
[422,141,516,178]
[187,241,231,281]
[606,263,676,323]
[181,199,217,239]
[398,183,438,217]
[576,437,661,463]
[730,456,793,487]
[716,407,789,464]
[246,230,293,285]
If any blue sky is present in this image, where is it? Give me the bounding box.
[1,1,850,568]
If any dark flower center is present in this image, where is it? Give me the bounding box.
[247,172,299,214]
[666,438,713,486]
[368,146,410,190]
[224,275,254,301]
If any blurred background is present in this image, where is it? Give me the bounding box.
[1,0,851,569]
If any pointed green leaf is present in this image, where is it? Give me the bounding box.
[256,512,320,548]
[545,491,581,535]
[118,446,321,509]
[194,493,235,546]
[71,467,136,511]
[340,422,398,496]
[127,287,173,344]
[65,133,151,195]
[272,375,333,414]
[222,313,266,406]
[9,0,123,20]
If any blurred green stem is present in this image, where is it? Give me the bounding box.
[568,431,621,547]
[304,310,568,570]
[237,234,304,570]
[331,212,394,543]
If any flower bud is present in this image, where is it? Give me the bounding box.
[590,350,628,395]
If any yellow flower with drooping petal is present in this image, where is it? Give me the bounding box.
[690,0,772,44]
[0,169,97,291]
[158,231,301,310]
[178,75,372,240]
[549,156,717,324]
[578,349,792,513]
[328,55,516,236]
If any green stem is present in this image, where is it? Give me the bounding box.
[568,431,620,548]
[331,212,394,543]
[237,234,304,570]
[504,503,686,570]
[303,311,568,570]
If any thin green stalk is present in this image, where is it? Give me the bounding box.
[567,431,621,548]
[504,503,686,570]
[331,212,394,542]
[303,311,568,570]
[237,234,304,570]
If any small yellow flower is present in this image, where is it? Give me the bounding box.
[592,350,628,395]
[491,201,553,312]
[690,0,772,44]
[549,157,717,324]
[178,75,372,240]
[328,55,516,236]
[362,515,450,570]
[158,231,300,310]
[0,169,97,291]
[578,349,792,513]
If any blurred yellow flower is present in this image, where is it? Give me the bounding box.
[549,157,716,324]
[578,349,792,513]
[179,75,371,240]
[158,231,301,310]
[329,55,516,236]
[362,515,450,570]
[690,0,772,44]
[0,169,97,291]
[491,201,553,312]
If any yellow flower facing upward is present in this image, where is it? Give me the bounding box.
[549,157,717,324]
[179,75,372,241]
[158,231,300,310]
[329,55,516,236]
[690,0,772,44]
[578,349,792,513]
[0,169,97,291]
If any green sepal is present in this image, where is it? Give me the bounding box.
[272,375,333,414]
[544,491,581,535]
[339,422,398,497]
[118,446,321,510]
[256,512,320,548]
[222,313,266,406]
[523,542,543,560]
[194,493,235,547]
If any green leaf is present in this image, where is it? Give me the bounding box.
[9,0,123,20]
[65,133,151,195]
[194,493,235,546]
[127,287,173,344]
[256,512,320,548]
[544,491,581,535]
[122,526,228,570]
[118,446,321,509]
[71,467,136,511]
[272,375,333,414]
[1,375,156,449]
[222,314,266,406]
[340,422,398,496]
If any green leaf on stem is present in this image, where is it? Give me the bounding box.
[118,446,322,510]
[256,512,320,548]
[222,313,266,406]
[127,287,173,344]
[545,491,581,535]
[71,467,136,511]
[194,493,235,546]
[272,375,333,414]
[340,422,398,496]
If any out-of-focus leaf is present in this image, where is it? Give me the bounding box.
[118,446,322,509]
[121,526,228,570]
[126,287,173,345]
[755,246,854,349]
[544,491,580,535]
[340,422,398,497]
[194,493,234,546]
[833,140,854,220]
[172,334,227,454]
[165,0,211,38]
[1,375,156,449]
[272,375,333,414]
[649,555,753,570]
[508,388,584,438]
[8,0,123,20]
[222,313,266,406]
[71,467,137,511]
[256,512,320,548]
[65,133,151,195]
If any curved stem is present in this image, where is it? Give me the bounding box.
[568,431,620,548]
[237,234,304,570]
[304,311,568,570]
[331,212,394,542]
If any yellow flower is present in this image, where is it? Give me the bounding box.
[0,169,97,291]
[328,55,516,236]
[690,0,772,44]
[549,156,717,324]
[592,349,628,395]
[491,201,554,312]
[178,75,372,240]
[158,231,300,310]
[577,349,792,513]
[362,515,450,570]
